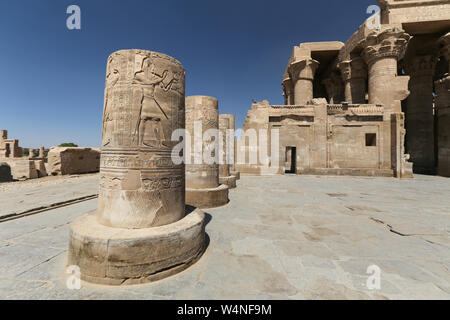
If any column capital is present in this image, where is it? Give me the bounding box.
[288,58,319,82]
[360,28,411,65]
[338,57,367,82]
[282,74,292,91]
[404,55,437,77]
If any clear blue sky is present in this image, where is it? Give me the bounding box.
[0,0,376,148]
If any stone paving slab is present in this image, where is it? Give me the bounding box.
[0,174,449,299]
[0,174,99,219]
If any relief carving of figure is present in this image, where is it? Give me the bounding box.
[133,55,178,147]
[102,56,121,146]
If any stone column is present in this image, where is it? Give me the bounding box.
[68,49,206,285]
[220,114,240,179]
[218,115,237,188]
[282,76,294,105]
[439,32,450,75]
[28,149,34,159]
[288,58,319,105]
[361,28,411,113]
[39,147,45,158]
[404,55,437,174]
[185,96,229,208]
[97,49,187,229]
[338,57,367,104]
[322,71,345,104]
[436,32,450,177]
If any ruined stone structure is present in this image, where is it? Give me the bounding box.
[238,0,450,178]
[185,96,229,208]
[219,114,237,187]
[48,147,100,176]
[38,147,45,159]
[0,130,47,180]
[0,130,22,159]
[68,49,206,285]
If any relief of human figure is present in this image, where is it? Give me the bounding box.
[102,57,120,146]
[133,56,178,147]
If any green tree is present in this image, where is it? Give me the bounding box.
[59,143,78,147]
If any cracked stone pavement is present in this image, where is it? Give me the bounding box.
[0,174,449,299]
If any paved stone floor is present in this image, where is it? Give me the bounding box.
[0,174,449,299]
[0,174,98,220]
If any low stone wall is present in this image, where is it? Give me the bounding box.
[8,160,38,180]
[48,147,100,176]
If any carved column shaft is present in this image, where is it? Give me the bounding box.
[338,57,367,104]
[219,116,231,178]
[361,28,411,113]
[221,114,236,172]
[282,77,294,105]
[98,49,186,229]
[439,32,450,74]
[322,72,345,104]
[435,76,450,177]
[288,58,319,105]
[404,55,437,174]
[185,96,219,189]
[435,33,450,176]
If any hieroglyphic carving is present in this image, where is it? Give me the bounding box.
[98,49,186,229]
[101,50,184,148]
[185,96,220,189]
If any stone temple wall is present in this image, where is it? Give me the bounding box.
[236,100,410,177]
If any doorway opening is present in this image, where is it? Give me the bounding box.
[285,146,297,174]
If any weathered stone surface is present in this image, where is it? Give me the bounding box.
[186,184,229,209]
[403,55,437,175]
[48,147,100,176]
[68,208,206,285]
[1,174,449,299]
[34,160,47,178]
[237,100,413,178]
[8,160,38,180]
[219,175,237,189]
[0,162,12,182]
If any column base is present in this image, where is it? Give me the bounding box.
[230,171,240,180]
[219,175,237,189]
[68,207,206,286]
[186,184,229,209]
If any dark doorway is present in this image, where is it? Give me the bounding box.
[285,147,296,174]
[4,143,10,158]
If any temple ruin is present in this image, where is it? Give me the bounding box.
[237,0,450,178]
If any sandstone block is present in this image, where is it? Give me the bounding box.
[48,147,100,175]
